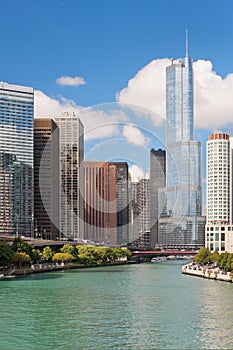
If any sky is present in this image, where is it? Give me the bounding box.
[1,0,233,192]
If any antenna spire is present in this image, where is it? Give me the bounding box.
[186,29,189,58]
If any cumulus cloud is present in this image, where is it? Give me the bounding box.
[34,90,127,140]
[129,164,145,182]
[194,60,233,128]
[56,75,86,86]
[117,58,169,124]
[81,108,128,140]
[122,124,150,148]
[117,58,233,129]
[34,90,81,118]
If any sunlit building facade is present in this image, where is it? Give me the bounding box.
[205,133,233,253]
[55,112,84,241]
[158,53,205,248]
[83,161,117,245]
[0,82,34,236]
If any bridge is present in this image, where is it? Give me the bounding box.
[131,250,197,258]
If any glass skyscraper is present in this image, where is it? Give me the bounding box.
[158,48,205,248]
[0,82,34,236]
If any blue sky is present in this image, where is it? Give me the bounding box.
[1,0,233,103]
[1,0,233,196]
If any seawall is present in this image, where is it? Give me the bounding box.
[182,263,233,283]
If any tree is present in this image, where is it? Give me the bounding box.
[31,249,42,263]
[0,242,14,267]
[60,244,76,258]
[211,250,219,263]
[42,246,54,262]
[12,237,33,258]
[12,252,31,267]
[52,253,74,262]
[194,247,212,265]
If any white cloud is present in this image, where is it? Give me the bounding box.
[117,58,169,124]
[34,90,81,118]
[129,164,145,182]
[81,109,128,141]
[34,90,127,140]
[194,60,233,128]
[56,75,86,86]
[117,58,233,129]
[122,124,150,148]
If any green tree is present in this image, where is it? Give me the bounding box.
[211,250,219,263]
[77,245,98,265]
[31,249,42,263]
[52,253,74,262]
[12,252,31,266]
[194,247,212,265]
[0,242,14,267]
[60,244,76,258]
[42,246,54,262]
[12,237,33,258]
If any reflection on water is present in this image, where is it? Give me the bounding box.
[0,261,233,349]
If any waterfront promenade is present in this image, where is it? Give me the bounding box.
[182,262,233,282]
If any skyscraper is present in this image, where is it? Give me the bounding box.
[150,148,166,247]
[109,162,130,245]
[54,112,84,241]
[205,133,233,253]
[0,82,34,236]
[138,178,151,248]
[34,118,60,240]
[158,36,205,248]
[83,161,117,245]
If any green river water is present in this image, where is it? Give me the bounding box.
[0,260,232,349]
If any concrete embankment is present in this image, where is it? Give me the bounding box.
[5,260,139,277]
[182,263,233,283]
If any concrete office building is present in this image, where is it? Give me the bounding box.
[54,112,84,241]
[34,118,60,240]
[205,133,233,253]
[83,161,117,245]
[150,148,166,247]
[109,162,130,245]
[129,181,140,244]
[138,179,151,248]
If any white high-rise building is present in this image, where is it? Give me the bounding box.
[54,112,84,241]
[205,133,233,253]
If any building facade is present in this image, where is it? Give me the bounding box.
[54,112,84,241]
[205,133,233,253]
[109,162,130,245]
[83,161,117,245]
[34,118,60,240]
[129,181,140,244]
[150,148,166,247]
[0,82,34,236]
[138,179,151,248]
[158,51,205,248]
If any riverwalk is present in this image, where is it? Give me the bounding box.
[182,262,233,282]
[0,260,139,277]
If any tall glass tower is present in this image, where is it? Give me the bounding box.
[0,82,34,236]
[158,36,205,248]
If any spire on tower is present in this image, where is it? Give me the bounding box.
[186,29,189,58]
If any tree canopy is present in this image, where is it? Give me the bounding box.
[0,242,14,267]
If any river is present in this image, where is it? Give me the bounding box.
[0,260,232,349]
